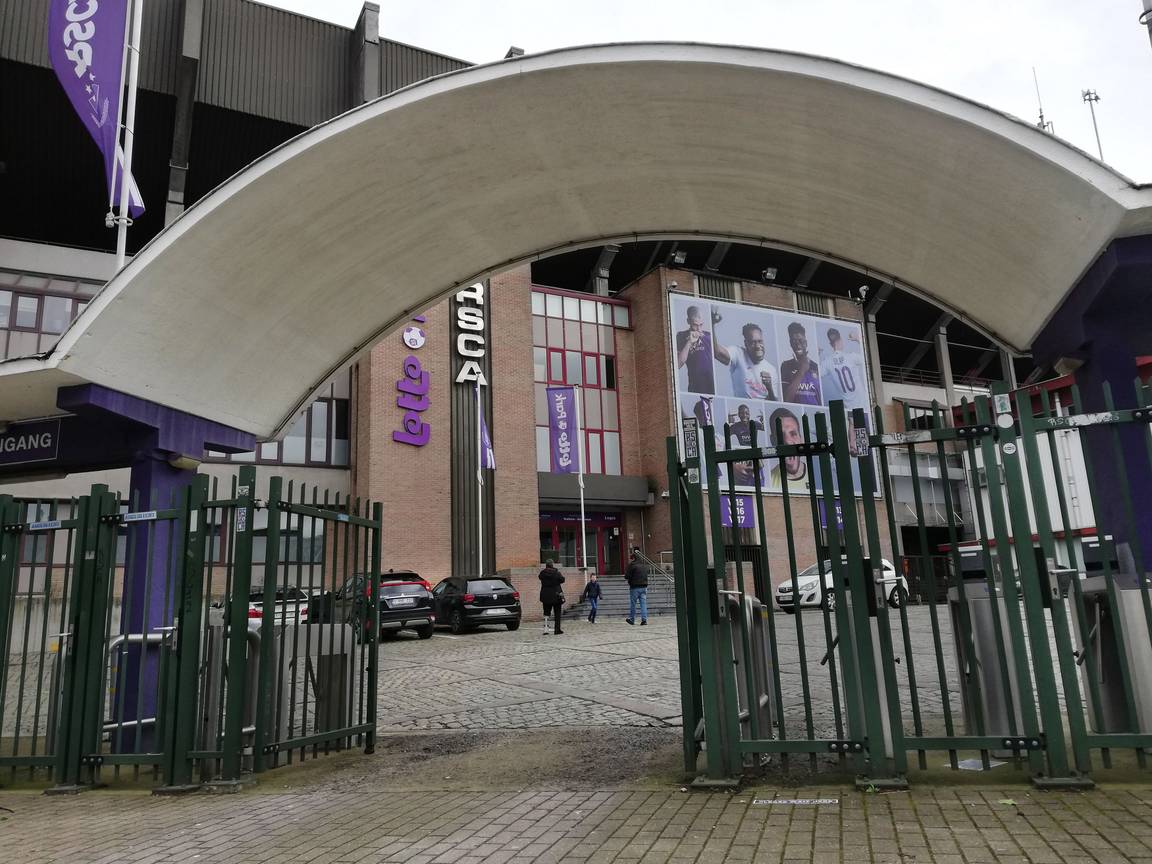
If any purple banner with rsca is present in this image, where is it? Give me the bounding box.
[546,386,578,473]
[818,498,845,531]
[720,494,755,529]
[48,0,143,216]
[0,419,61,467]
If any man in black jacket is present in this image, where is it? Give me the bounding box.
[538,559,565,635]
[624,548,648,625]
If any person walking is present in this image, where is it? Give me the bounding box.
[579,574,603,623]
[625,548,648,625]
[538,559,565,635]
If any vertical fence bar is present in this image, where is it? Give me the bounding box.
[366,500,382,755]
[220,467,256,781]
[253,476,283,774]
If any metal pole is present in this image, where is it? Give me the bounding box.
[115,0,145,270]
[106,0,132,227]
[476,384,483,577]
[1081,89,1103,162]
[575,385,589,573]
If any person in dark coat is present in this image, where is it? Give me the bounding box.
[624,548,649,625]
[579,574,603,623]
[538,559,565,635]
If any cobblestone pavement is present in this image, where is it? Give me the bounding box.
[3,781,1152,863]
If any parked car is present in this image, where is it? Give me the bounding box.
[245,585,311,625]
[432,577,521,633]
[335,570,436,640]
[775,558,906,613]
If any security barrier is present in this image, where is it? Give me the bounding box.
[668,383,1152,788]
[0,468,380,791]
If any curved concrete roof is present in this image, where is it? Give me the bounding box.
[4,42,1151,438]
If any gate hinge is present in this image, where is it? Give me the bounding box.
[100,513,122,524]
[795,442,832,456]
[263,744,279,755]
[1001,735,1045,751]
[1133,408,1152,422]
[827,740,865,754]
[81,754,105,766]
[1,523,24,534]
[954,423,996,439]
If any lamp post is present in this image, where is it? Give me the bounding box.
[1081,89,1103,162]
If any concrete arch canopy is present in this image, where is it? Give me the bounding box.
[4,43,1151,438]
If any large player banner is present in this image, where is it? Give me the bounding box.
[48,0,145,216]
[669,292,873,497]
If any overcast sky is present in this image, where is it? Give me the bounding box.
[267,0,1152,182]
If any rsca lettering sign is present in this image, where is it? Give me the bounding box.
[454,283,488,386]
[393,315,431,447]
[0,419,61,467]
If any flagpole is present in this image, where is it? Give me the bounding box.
[574,385,588,574]
[107,0,132,222]
[476,383,484,578]
[115,0,144,270]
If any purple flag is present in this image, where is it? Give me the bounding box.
[546,386,578,473]
[476,385,495,470]
[48,0,145,217]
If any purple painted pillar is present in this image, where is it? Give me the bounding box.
[1032,235,1152,572]
[55,385,254,751]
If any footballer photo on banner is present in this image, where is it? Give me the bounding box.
[670,293,717,395]
[777,317,822,406]
[709,304,779,400]
[723,399,768,489]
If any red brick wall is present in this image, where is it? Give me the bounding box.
[490,266,542,570]
[353,302,453,581]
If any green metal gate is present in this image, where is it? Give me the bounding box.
[668,384,1152,788]
[0,467,380,791]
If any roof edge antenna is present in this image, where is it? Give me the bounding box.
[1033,67,1054,134]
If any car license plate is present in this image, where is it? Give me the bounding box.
[483,608,506,615]
[390,597,416,606]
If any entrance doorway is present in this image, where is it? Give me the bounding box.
[539,511,625,574]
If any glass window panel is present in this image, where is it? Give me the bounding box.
[545,293,562,317]
[602,392,619,431]
[564,319,581,349]
[14,295,38,329]
[7,330,37,357]
[0,290,11,327]
[535,383,549,424]
[536,427,551,472]
[41,296,72,334]
[533,347,547,382]
[231,449,256,462]
[584,354,599,387]
[531,292,546,316]
[613,305,630,327]
[587,432,603,474]
[599,325,614,355]
[601,355,617,389]
[76,301,89,316]
[563,296,579,320]
[38,333,60,352]
[583,388,602,428]
[260,442,280,460]
[332,439,349,466]
[604,432,621,475]
[282,415,307,463]
[546,317,564,346]
[580,299,596,322]
[332,399,350,466]
[565,351,582,386]
[598,303,611,324]
[331,372,351,400]
[309,401,329,462]
[548,350,564,382]
[581,323,598,352]
[532,315,547,346]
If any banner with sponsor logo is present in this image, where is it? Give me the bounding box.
[545,386,578,473]
[720,494,755,529]
[669,292,873,497]
[48,0,144,216]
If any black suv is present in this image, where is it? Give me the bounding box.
[336,570,435,640]
[432,577,521,633]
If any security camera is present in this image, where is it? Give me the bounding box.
[761,267,778,281]
[856,285,869,303]
[668,281,678,290]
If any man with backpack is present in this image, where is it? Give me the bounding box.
[624,548,648,625]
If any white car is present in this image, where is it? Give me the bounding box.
[775,558,906,613]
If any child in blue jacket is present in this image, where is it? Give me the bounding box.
[580,575,603,623]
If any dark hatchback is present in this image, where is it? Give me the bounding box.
[336,570,435,640]
[432,577,521,633]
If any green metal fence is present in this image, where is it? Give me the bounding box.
[669,385,1152,789]
[0,468,380,791]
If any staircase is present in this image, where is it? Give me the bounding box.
[564,553,677,620]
